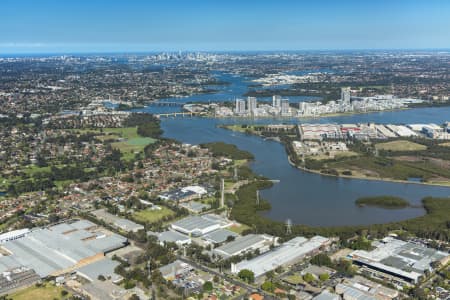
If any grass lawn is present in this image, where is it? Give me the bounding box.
[133,206,175,223]
[111,137,156,152]
[233,159,248,167]
[11,283,71,300]
[310,151,359,161]
[284,274,304,285]
[200,196,218,205]
[0,177,10,190]
[74,127,139,139]
[375,140,427,152]
[329,156,450,181]
[75,127,157,158]
[228,223,251,234]
[55,179,74,189]
[224,181,235,190]
[23,165,52,175]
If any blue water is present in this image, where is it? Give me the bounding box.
[155,116,450,227]
[131,73,450,227]
[156,72,320,104]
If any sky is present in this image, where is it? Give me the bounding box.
[1,0,450,53]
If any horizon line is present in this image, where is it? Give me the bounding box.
[2,47,450,56]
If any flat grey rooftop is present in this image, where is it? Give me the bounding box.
[214,234,266,257]
[158,231,190,244]
[172,215,216,231]
[0,220,127,278]
[202,229,238,244]
[76,258,121,282]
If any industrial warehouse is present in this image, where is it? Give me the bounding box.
[298,122,450,141]
[213,234,275,258]
[231,235,331,277]
[0,220,127,293]
[349,237,450,285]
[171,214,233,237]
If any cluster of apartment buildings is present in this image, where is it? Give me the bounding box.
[297,88,424,117]
[214,88,427,119]
[234,95,291,117]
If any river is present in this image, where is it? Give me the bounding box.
[132,72,450,227]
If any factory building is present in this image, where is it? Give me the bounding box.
[231,235,330,277]
[0,220,127,279]
[335,275,399,300]
[171,214,232,237]
[152,230,192,246]
[213,234,275,258]
[0,229,30,244]
[91,209,144,233]
[159,185,209,203]
[349,237,449,285]
[202,228,238,245]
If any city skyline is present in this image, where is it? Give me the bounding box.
[2,0,450,53]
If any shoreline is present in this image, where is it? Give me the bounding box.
[286,154,450,188]
[219,124,450,188]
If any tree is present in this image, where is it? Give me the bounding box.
[261,281,276,292]
[310,253,333,267]
[303,273,315,283]
[430,261,441,269]
[319,273,330,281]
[266,270,275,281]
[238,269,255,283]
[226,235,236,242]
[203,281,213,292]
[411,287,427,300]
[124,280,136,289]
[129,294,140,300]
[97,275,106,281]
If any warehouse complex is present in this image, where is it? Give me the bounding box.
[213,234,275,258]
[298,122,450,141]
[349,237,449,285]
[91,208,144,233]
[171,214,232,237]
[0,220,127,279]
[231,235,330,277]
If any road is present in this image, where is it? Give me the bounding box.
[177,256,279,300]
